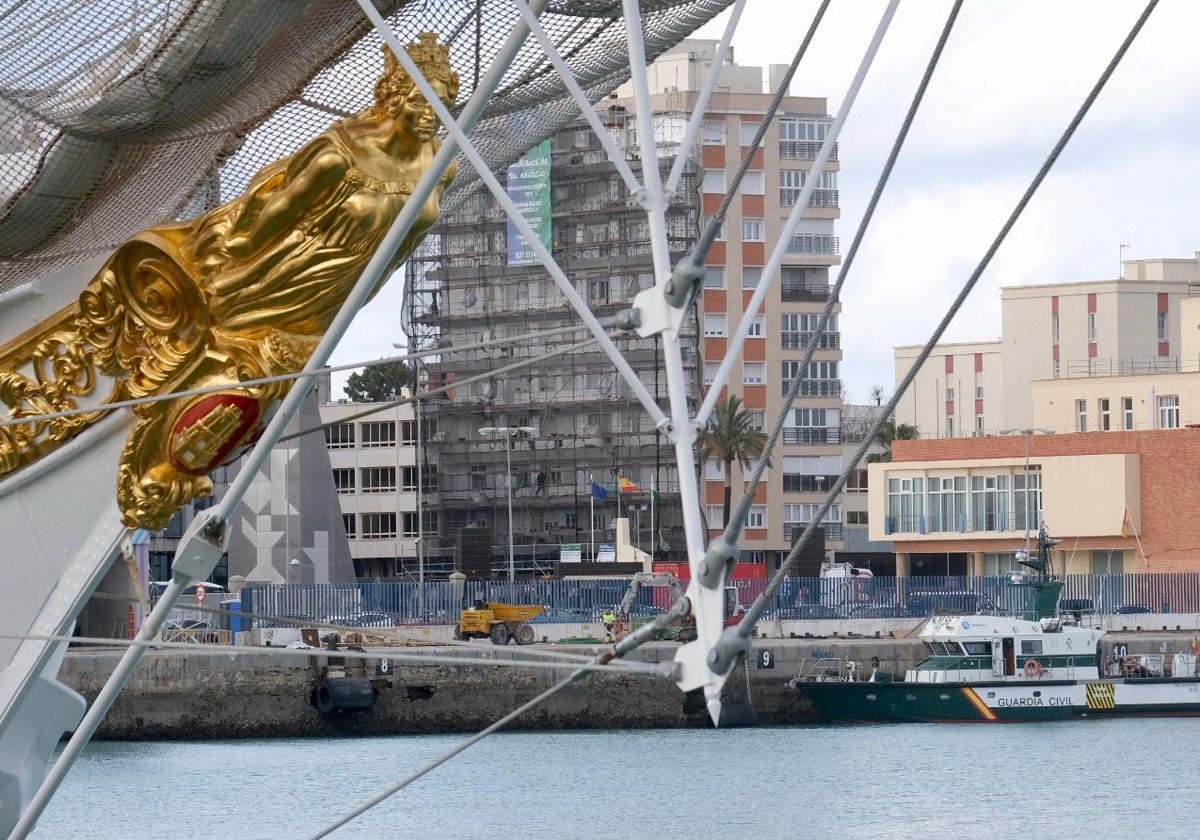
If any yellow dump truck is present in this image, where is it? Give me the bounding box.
[456,602,545,645]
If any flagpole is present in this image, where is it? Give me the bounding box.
[589,473,595,561]
[649,473,656,565]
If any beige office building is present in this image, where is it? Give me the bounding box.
[896,255,1200,436]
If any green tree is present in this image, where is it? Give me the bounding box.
[696,395,768,527]
[343,360,411,402]
[866,419,920,463]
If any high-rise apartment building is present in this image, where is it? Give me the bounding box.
[403,39,845,578]
[616,40,845,573]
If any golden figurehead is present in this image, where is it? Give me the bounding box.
[0,33,458,529]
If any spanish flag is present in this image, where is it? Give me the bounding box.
[1121,508,1133,538]
[618,476,641,492]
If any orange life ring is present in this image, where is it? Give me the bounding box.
[1023,658,1044,677]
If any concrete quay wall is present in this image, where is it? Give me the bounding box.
[61,631,1199,740]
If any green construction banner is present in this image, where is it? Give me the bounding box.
[506,139,552,266]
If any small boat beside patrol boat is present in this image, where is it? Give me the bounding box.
[794,527,1200,723]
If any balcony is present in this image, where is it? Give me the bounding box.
[780,379,841,398]
[782,427,840,445]
[786,234,839,256]
[782,473,840,492]
[780,282,830,302]
[780,188,839,208]
[884,512,1022,535]
[779,140,839,161]
[780,331,840,350]
[784,522,842,542]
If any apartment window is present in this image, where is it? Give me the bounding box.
[706,504,726,528]
[1053,357,1060,378]
[947,417,955,438]
[701,216,726,241]
[743,363,765,385]
[402,512,420,537]
[846,511,869,525]
[1087,312,1097,343]
[703,314,727,337]
[701,119,725,145]
[360,466,396,493]
[589,278,610,303]
[975,385,984,399]
[779,117,830,141]
[342,514,356,539]
[1076,399,1088,432]
[704,459,725,480]
[742,219,764,241]
[946,388,955,401]
[704,266,725,288]
[1099,398,1111,431]
[1051,315,1059,346]
[332,468,354,494]
[742,267,762,289]
[360,421,395,447]
[741,171,765,195]
[361,512,396,539]
[703,362,719,385]
[746,411,765,431]
[745,505,767,529]
[1157,311,1167,342]
[739,122,758,146]
[1123,396,1134,430]
[325,423,355,449]
[402,466,420,491]
[976,415,985,435]
[1159,395,1180,429]
[747,315,764,337]
[888,477,925,534]
[702,170,726,193]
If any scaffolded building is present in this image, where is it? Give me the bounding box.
[404,107,699,576]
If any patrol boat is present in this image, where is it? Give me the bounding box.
[796,527,1200,723]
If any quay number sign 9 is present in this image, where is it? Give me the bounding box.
[757,650,775,669]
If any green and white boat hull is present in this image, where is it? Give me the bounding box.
[802,677,1200,723]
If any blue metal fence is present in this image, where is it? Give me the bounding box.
[235,572,1200,628]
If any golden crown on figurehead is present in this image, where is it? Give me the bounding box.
[379,32,459,105]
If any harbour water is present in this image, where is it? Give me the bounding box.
[33,719,1200,840]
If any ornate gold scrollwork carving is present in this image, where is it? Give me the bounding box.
[0,32,458,530]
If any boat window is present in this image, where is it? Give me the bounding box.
[939,641,963,655]
[1020,640,1043,655]
[963,642,990,655]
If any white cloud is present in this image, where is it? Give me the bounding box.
[699,0,1200,400]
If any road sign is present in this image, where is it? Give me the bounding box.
[195,584,206,604]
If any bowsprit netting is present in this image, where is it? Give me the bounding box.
[0,0,733,293]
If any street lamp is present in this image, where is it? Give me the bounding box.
[287,557,300,586]
[999,427,1055,560]
[479,425,537,582]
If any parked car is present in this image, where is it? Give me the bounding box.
[252,614,316,629]
[906,591,996,617]
[325,612,395,627]
[1114,604,1153,614]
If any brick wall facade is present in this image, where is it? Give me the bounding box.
[892,428,1200,571]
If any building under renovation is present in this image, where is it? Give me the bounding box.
[403,109,699,577]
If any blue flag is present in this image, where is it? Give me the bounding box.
[590,481,609,500]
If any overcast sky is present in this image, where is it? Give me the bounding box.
[330,0,1200,404]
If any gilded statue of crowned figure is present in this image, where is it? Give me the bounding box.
[0,32,458,529]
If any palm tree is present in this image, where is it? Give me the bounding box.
[866,419,920,463]
[696,395,768,527]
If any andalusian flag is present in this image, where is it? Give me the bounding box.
[618,476,640,492]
